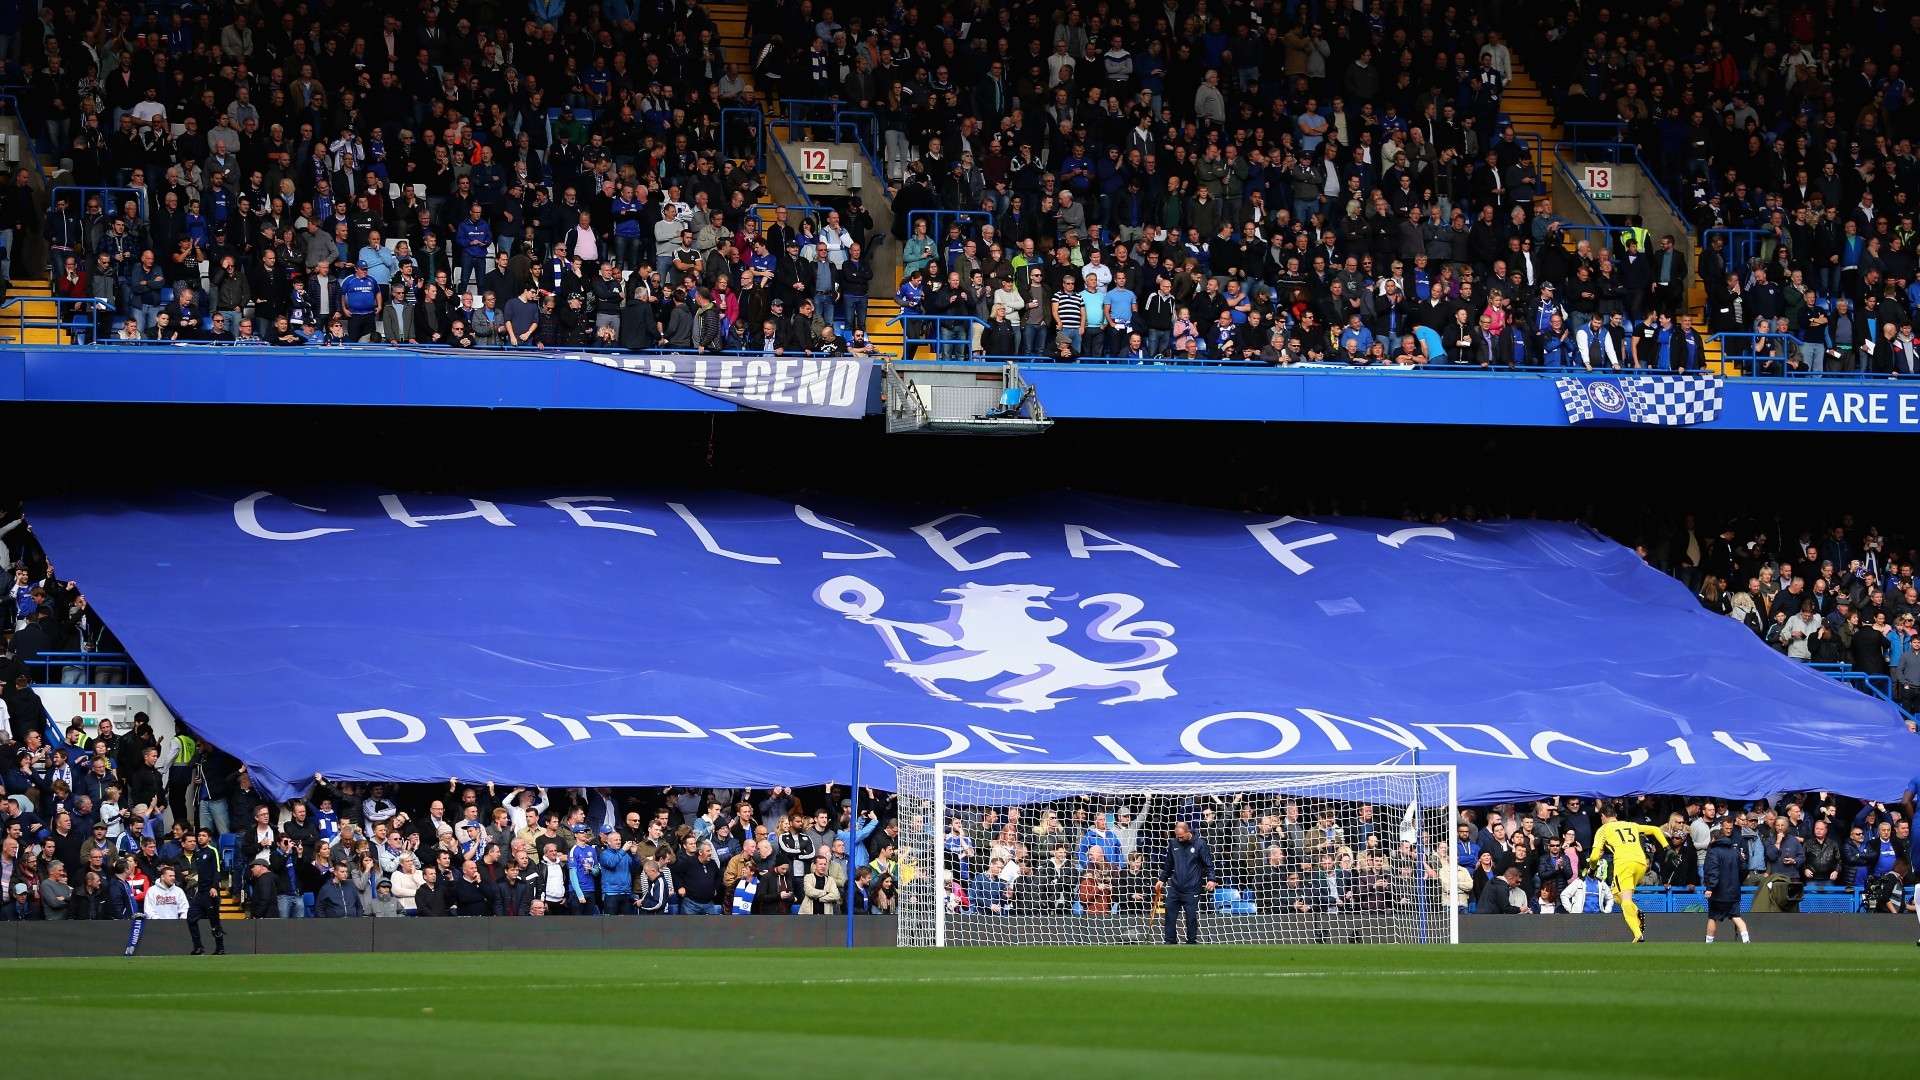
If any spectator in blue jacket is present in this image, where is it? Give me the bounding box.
[455,207,494,294]
[597,830,635,915]
[1078,813,1124,868]
[567,824,598,912]
[1455,822,1481,870]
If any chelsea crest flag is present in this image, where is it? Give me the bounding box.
[1556,374,1725,427]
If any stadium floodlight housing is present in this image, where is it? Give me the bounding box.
[893,763,1459,947]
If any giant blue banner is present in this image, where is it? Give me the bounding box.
[31,491,1920,802]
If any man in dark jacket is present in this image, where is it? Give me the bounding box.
[1702,816,1751,943]
[246,860,283,919]
[1160,820,1215,943]
[182,831,226,953]
[125,745,165,820]
[1802,819,1842,884]
[449,860,488,915]
[314,863,363,917]
[413,867,452,916]
[1476,863,1529,914]
[491,863,535,915]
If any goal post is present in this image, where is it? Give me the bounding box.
[893,763,1459,947]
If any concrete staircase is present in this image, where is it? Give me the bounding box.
[865,296,902,353]
[1499,63,1563,148]
[709,3,753,92]
[0,279,69,345]
[1502,58,1724,371]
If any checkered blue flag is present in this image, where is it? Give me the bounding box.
[1624,374,1724,426]
[1555,378,1595,423]
[1556,374,1722,427]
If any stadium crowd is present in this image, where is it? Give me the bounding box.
[0,0,1784,369]
[0,500,1916,932]
[1517,1,1920,374]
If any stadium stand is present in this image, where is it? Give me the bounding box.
[3,0,1903,376]
[1,0,1918,932]
[3,499,1916,925]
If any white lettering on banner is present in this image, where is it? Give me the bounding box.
[968,726,1048,755]
[234,491,354,541]
[1092,733,1146,765]
[829,361,860,406]
[744,359,773,398]
[238,493,1485,577]
[714,725,816,757]
[770,360,797,403]
[848,721,971,760]
[586,714,704,739]
[444,714,555,754]
[543,496,658,536]
[1246,516,1337,575]
[339,709,428,755]
[648,358,676,380]
[380,495,516,530]
[668,502,781,564]
[1750,391,1806,424]
[329,707,1797,787]
[794,505,895,560]
[1712,731,1771,761]
[718,360,741,393]
[798,361,830,406]
[1413,723,1526,759]
[1528,731,1650,775]
[912,513,1031,571]
[1297,708,1428,754]
[1750,388,1920,428]
[1063,524,1179,567]
[1180,711,1303,759]
[1377,527,1456,549]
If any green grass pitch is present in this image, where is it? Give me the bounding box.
[4,944,1914,1077]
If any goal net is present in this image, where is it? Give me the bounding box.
[893,764,1457,946]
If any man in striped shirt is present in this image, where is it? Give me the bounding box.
[1050,274,1085,354]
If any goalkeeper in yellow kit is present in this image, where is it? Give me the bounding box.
[1588,804,1667,942]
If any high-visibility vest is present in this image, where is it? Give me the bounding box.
[172,734,198,765]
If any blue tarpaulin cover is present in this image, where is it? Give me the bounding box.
[31,489,1920,803]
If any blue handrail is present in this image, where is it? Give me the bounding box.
[23,651,140,686]
[1562,121,1628,143]
[0,295,115,344]
[902,210,995,282]
[1809,662,1916,731]
[1554,155,1614,225]
[885,312,987,359]
[769,98,886,186]
[52,184,149,221]
[0,92,42,178]
[1702,227,1774,278]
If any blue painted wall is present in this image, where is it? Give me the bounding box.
[5,346,1918,432]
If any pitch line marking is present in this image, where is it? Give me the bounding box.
[4,966,1904,1006]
